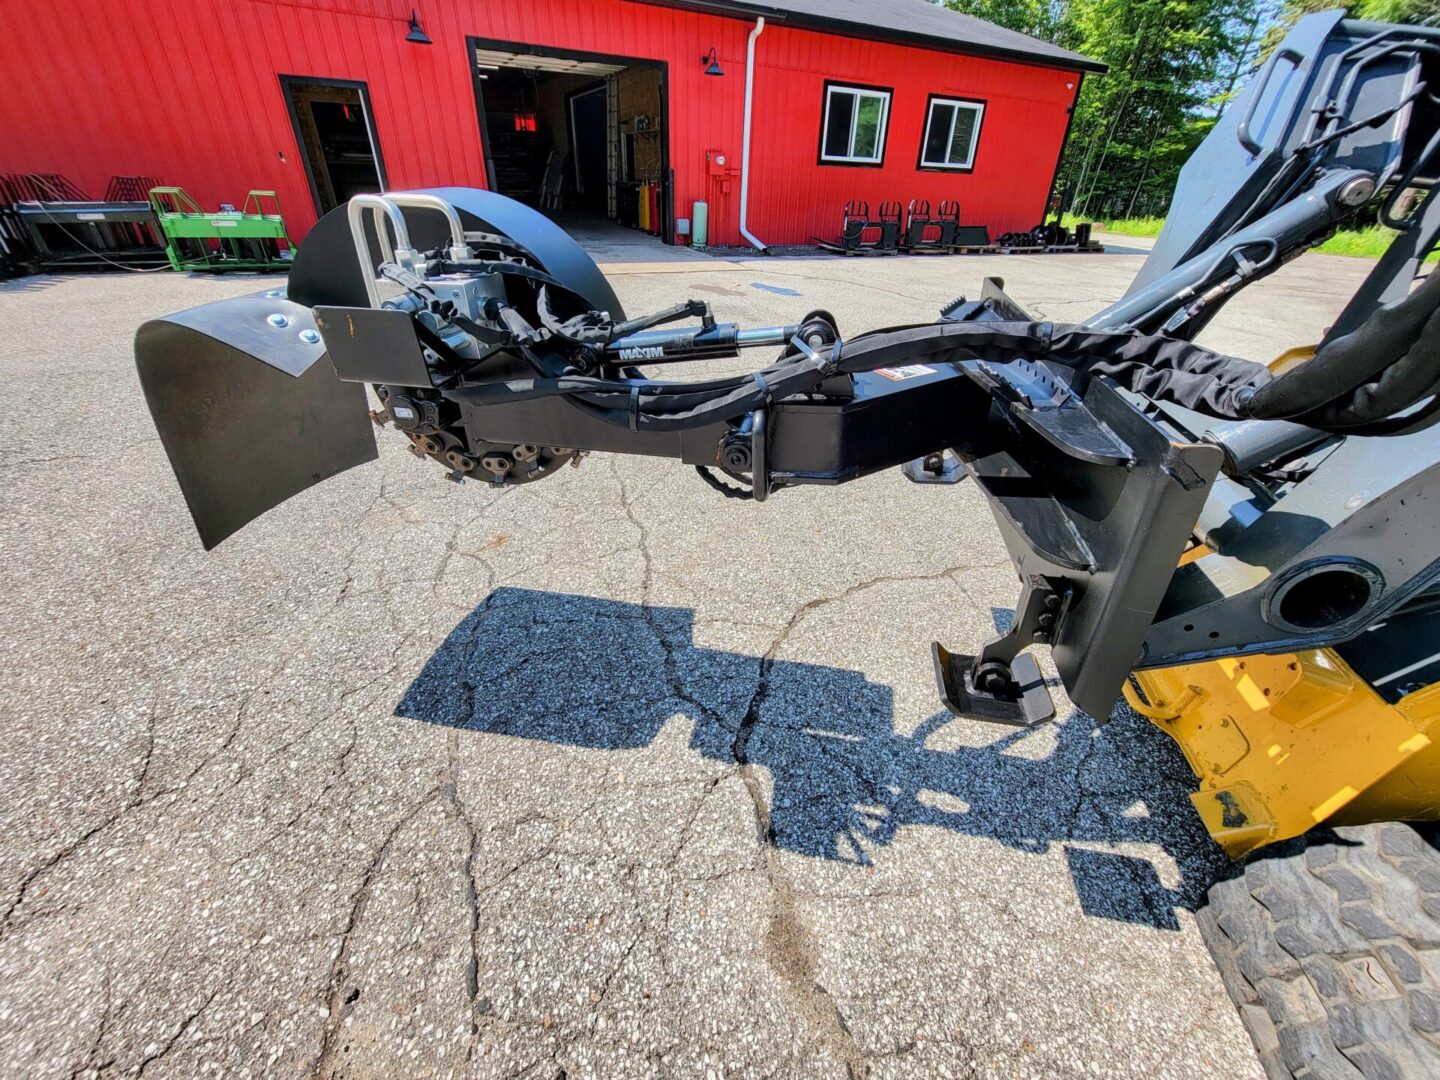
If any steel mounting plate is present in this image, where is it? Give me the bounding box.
[968,376,1223,718]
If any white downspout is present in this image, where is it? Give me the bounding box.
[739,16,767,252]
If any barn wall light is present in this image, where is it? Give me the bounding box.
[405,9,432,45]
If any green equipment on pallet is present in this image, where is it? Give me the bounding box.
[148,187,294,272]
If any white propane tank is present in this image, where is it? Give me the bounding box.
[692,201,709,248]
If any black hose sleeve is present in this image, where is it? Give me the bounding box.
[1077,336,1273,417]
[1346,390,1440,436]
[452,320,1276,427]
[1276,361,1440,435]
[448,353,831,432]
[559,362,829,432]
[1245,269,1440,423]
[834,321,1273,417]
[451,351,823,409]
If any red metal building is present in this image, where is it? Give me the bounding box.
[1,0,1102,248]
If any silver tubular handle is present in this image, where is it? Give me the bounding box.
[347,195,421,308]
[382,193,473,263]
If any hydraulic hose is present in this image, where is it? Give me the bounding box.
[1244,267,1440,428]
[454,277,1440,437]
[454,321,1275,431]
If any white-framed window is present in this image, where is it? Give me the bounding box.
[920,96,985,170]
[819,82,892,165]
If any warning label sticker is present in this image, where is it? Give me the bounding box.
[874,364,937,381]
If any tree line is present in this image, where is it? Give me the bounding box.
[944,0,1438,221]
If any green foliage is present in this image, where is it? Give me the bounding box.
[942,0,1070,40]
[1313,225,1402,258]
[1058,212,1438,261]
[945,0,1274,219]
[1257,0,1337,59]
[948,0,1438,223]
[1313,224,1440,260]
[960,0,1440,257]
[1060,214,1166,236]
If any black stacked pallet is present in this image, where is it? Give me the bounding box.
[814,199,903,255]
[3,173,170,272]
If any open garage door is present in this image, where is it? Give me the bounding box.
[469,39,671,243]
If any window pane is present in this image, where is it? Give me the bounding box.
[824,90,855,158]
[925,103,955,165]
[949,106,979,165]
[853,94,883,159]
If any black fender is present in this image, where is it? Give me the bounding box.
[135,291,377,549]
[287,186,624,318]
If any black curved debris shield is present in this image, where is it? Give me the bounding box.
[135,292,377,549]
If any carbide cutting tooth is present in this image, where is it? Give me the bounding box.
[938,295,968,319]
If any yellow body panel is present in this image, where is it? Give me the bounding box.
[1126,651,1440,857]
[1125,345,1440,855]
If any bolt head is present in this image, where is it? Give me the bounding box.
[298,328,321,345]
[266,313,290,328]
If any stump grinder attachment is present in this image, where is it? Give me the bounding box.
[138,15,1440,858]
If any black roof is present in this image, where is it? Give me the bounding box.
[654,0,1106,74]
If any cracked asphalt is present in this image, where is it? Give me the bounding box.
[0,238,1374,1078]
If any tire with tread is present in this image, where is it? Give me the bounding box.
[1197,822,1440,1079]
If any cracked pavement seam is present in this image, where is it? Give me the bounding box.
[616,458,1006,1078]
[310,787,442,1076]
[3,698,160,939]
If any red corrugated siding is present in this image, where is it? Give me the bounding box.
[749,24,1078,246]
[0,0,1078,247]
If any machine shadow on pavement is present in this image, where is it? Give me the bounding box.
[397,588,1229,932]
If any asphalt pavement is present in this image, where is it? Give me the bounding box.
[0,239,1376,1078]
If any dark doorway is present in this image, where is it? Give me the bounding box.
[568,85,608,213]
[280,76,386,215]
[469,39,671,242]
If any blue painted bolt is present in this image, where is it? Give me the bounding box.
[298,329,321,345]
[267,313,290,328]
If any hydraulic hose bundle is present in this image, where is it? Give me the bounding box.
[418,198,1440,439]
[456,298,1440,437]
[1240,267,1440,435]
